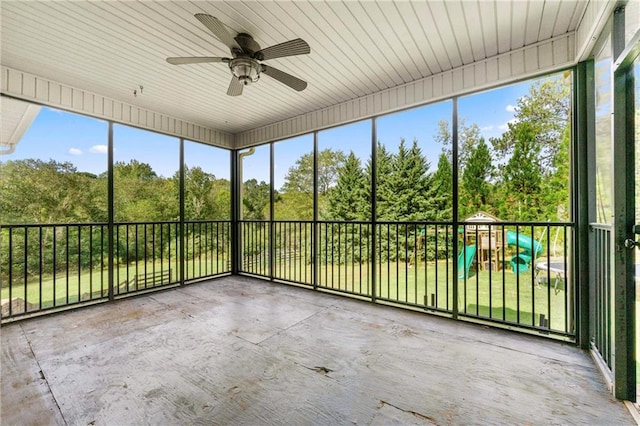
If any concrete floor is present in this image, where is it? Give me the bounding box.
[1,276,634,425]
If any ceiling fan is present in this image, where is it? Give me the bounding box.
[167,14,310,96]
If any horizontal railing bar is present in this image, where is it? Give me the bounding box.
[184,220,232,224]
[0,222,109,228]
[589,223,612,230]
[458,312,575,338]
[314,220,573,227]
[1,220,231,229]
[270,220,314,224]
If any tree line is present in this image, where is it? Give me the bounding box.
[268,78,570,224]
[0,159,231,224]
[0,78,569,226]
[0,77,570,279]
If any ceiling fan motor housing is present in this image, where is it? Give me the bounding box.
[229,58,261,85]
[234,33,261,56]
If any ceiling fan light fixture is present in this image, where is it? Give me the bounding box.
[230,58,260,85]
[167,15,309,95]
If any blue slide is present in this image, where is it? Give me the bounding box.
[457,244,476,279]
[506,230,543,274]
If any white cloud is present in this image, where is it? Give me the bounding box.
[498,118,518,131]
[481,125,494,132]
[505,104,516,113]
[68,147,83,155]
[89,144,108,154]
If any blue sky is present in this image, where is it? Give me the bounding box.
[4,77,533,188]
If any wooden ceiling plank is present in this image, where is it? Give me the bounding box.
[510,1,528,50]
[552,0,579,37]
[461,0,487,62]
[366,2,423,82]
[524,0,545,46]
[342,1,409,86]
[254,1,365,99]
[445,0,475,65]
[428,1,464,69]
[412,1,452,71]
[392,1,440,75]
[478,0,498,58]
[538,1,562,40]
[299,1,388,91]
[495,0,512,54]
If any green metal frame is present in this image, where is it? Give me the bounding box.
[230,149,240,275]
[451,98,459,318]
[179,138,185,287]
[611,5,637,402]
[107,122,115,301]
[575,60,595,349]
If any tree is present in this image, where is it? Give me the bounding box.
[176,166,230,220]
[327,152,368,221]
[499,121,544,220]
[112,159,157,180]
[434,118,482,171]
[281,148,346,219]
[540,127,570,221]
[492,78,570,174]
[460,137,494,216]
[282,148,346,194]
[366,142,394,220]
[430,153,452,221]
[0,159,99,223]
[242,179,270,220]
[112,160,176,221]
[491,76,571,221]
[386,139,433,221]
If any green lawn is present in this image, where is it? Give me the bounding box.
[1,254,230,312]
[3,254,570,333]
[265,257,569,333]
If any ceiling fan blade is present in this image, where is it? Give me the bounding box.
[227,76,244,96]
[261,65,307,92]
[195,14,242,51]
[166,57,228,65]
[255,38,310,61]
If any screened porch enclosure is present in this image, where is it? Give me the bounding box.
[1,0,639,415]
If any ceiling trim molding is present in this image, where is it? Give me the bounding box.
[0,66,234,149]
[0,101,40,155]
[575,0,617,61]
[234,33,576,149]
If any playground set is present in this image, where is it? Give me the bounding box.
[458,212,544,279]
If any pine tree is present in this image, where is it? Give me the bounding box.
[364,142,394,220]
[387,139,433,221]
[500,121,544,220]
[431,153,452,221]
[460,137,494,216]
[327,152,368,221]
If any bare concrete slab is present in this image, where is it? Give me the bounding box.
[1,276,634,425]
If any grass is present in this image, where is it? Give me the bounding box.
[249,257,569,333]
[1,254,230,313]
[2,252,570,333]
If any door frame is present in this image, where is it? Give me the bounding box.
[611,6,640,401]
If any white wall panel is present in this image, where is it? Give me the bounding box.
[235,33,576,148]
[1,66,233,148]
[474,62,486,88]
[61,87,73,108]
[538,41,554,69]
[511,50,525,77]
[49,82,61,105]
[485,58,499,83]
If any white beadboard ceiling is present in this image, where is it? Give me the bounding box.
[1,0,588,138]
